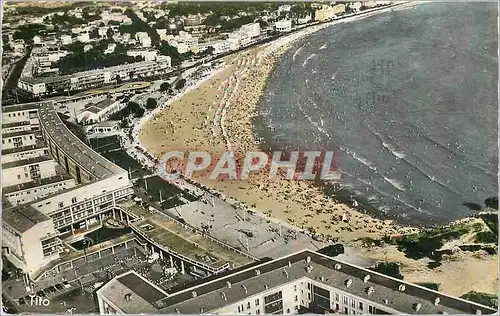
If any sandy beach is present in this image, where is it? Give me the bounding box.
[139,11,419,243]
[138,4,497,297]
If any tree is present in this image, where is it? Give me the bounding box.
[175,78,186,90]
[160,82,171,92]
[146,98,157,110]
[106,28,115,41]
[371,262,403,280]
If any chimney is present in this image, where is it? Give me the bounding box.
[241,285,248,294]
[283,270,289,279]
[191,291,197,298]
[414,303,422,312]
[383,299,388,305]
[288,261,292,267]
[320,276,325,282]
[363,274,370,283]
[255,269,261,276]
[174,308,180,314]
[476,310,482,315]
[305,265,313,273]
[221,292,227,301]
[398,285,406,292]
[264,284,269,289]
[124,293,132,301]
[334,263,341,270]
[200,307,204,313]
[434,298,440,306]
[345,279,353,288]
[226,281,232,289]
[306,256,311,263]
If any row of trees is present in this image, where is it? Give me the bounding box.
[57,41,136,74]
[109,101,144,120]
[119,8,161,47]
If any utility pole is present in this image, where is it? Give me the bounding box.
[145,178,148,191]
[159,189,163,203]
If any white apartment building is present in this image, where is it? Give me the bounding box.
[2,156,59,187]
[85,121,120,139]
[77,33,90,43]
[18,59,172,97]
[77,98,124,124]
[2,101,134,280]
[96,250,497,315]
[3,205,60,284]
[240,22,261,39]
[61,35,73,45]
[207,40,231,55]
[126,49,158,62]
[275,19,292,32]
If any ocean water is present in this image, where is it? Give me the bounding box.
[254,2,498,226]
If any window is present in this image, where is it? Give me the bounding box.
[58,202,64,208]
[335,293,339,301]
[359,302,363,310]
[307,293,311,300]
[30,135,33,140]
[344,307,348,314]
[255,299,259,306]
[1,140,4,144]
[247,302,250,309]
[351,299,356,308]
[343,297,348,305]
[17,174,21,179]
[294,295,298,302]
[307,283,311,290]
[256,310,260,315]
[286,308,290,314]
[293,284,297,291]
[369,306,373,313]
[238,306,241,313]
[24,173,28,178]
[71,197,77,203]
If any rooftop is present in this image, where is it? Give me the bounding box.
[82,98,116,114]
[2,101,43,113]
[2,121,31,129]
[3,204,51,234]
[2,155,53,169]
[38,101,126,179]
[19,60,169,85]
[98,250,497,315]
[1,141,47,156]
[3,173,74,195]
[2,129,41,139]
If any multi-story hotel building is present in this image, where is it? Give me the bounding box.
[96,250,496,315]
[1,101,134,280]
[17,59,172,97]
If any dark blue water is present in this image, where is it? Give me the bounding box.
[255,2,498,226]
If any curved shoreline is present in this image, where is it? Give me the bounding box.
[138,4,426,243]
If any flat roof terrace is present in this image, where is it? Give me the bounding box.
[3,173,74,195]
[2,101,44,113]
[38,102,125,179]
[2,155,53,169]
[124,202,254,271]
[1,141,48,156]
[3,204,51,233]
[2,129,41,139]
